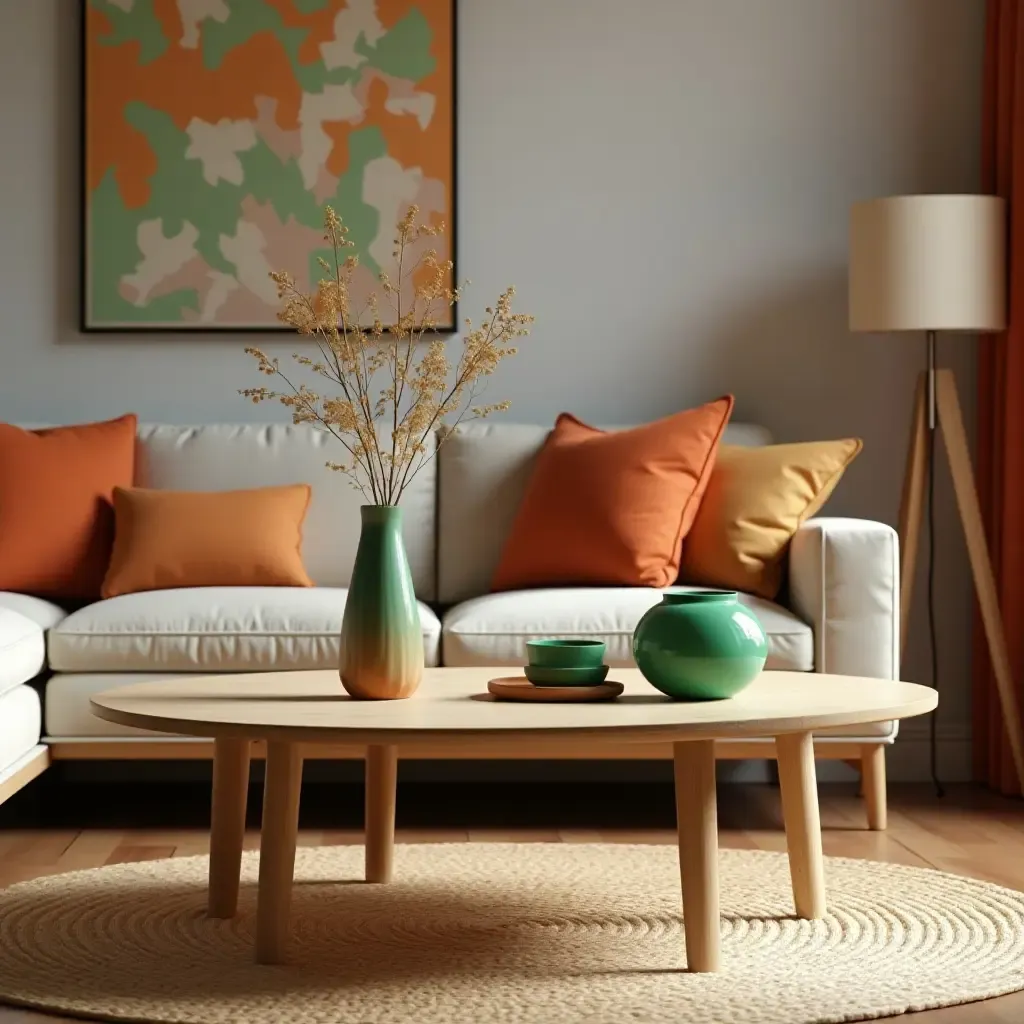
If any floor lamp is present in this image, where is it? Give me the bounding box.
[848,194,1024,795]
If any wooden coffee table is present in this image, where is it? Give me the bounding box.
[91,667,936,972]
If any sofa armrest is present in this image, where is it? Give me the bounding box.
[787,517,899,680]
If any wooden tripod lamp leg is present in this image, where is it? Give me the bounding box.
[935,369,1024,795]
[898,374,929,662]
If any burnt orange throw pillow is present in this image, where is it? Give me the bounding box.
[492,398,734,590]
[0,414,137,600]
[102,485,314,598]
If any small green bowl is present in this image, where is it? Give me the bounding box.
[524,664,610,687]
[525,639,607,669]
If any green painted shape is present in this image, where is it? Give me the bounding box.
[201,0,281,70]
[339,505,424,699]
[90,0,169,65]
[359,8,436,81]
[632,590,768,700]
[119,104,387,298]
[126,100,355,274]
[124,102,240,273]
[88,170,200,324]
[239,138,322,227]
[293,0,331,10]
[312,125,389,278]
[200,0,363,91]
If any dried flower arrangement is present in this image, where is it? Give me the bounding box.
[241,206,533,505]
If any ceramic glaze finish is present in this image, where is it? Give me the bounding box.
[338,507,424,701]
[633,591,769,700]
[525,639,606,669]
[523,665,610,686]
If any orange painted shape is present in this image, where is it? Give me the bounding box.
[323,120,356,179]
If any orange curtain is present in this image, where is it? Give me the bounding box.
[975,0,1024,793]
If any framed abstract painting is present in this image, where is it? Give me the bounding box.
[81,0,456,332]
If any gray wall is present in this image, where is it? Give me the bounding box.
[0,0,985,778]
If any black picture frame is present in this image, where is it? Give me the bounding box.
[79,0,458,335]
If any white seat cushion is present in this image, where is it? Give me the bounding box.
[0,608,46,695]
[0,685,42,770]
[0,592,68,631]
[441,587,812,671]
[48,588,442,673]
[45,673,199,738]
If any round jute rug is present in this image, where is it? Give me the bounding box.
[0,844,1022,1024]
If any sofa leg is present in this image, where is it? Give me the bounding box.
[861,744,887,831]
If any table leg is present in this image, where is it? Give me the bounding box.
[673,739,720,973]
[256,742,303,965]
[208,737,251,919]
[776,731,826,919]
[365,744,397,883]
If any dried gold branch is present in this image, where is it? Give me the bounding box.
[241,205,534,506]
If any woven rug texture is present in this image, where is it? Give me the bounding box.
[0,843,1023,1024]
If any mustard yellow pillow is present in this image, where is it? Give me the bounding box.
[678,439,862,599]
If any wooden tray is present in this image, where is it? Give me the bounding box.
[487,677,624,702]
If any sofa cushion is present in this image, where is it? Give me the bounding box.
[45,673,190,738]
[0,415,138,601]
[0,608,46,696]
[0,685,42,770]
[441,587,812,671]
[0,592,68,631]
[492,400,734,591]
[102,485,314,597]
[679,440,863,600]
[48,587,442,673]
[135,425,437,599]
[437,420,773,604]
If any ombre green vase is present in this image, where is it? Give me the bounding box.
[632,589,767,700]
[339,505,423,700]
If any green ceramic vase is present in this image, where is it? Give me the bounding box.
[632,589,767,700]
[339,505,423,700]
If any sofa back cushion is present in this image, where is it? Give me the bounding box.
[436,420,772,605]
[0,415,138,601]
[136,425,437,598]
[101,484,315,597]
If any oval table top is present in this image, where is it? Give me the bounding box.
[90,668,937,747]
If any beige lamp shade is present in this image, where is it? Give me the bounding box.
[849,195,1007,333]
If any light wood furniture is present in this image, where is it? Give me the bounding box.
[0,749,49,809]
[90,667,936,971]
[486,677,624,701]
[898,367,1024,793]
[44,735,893,832]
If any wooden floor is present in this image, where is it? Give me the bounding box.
[0,781,1023,1022]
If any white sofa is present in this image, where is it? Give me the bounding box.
[0,420,899,827]
[0,594,62,804]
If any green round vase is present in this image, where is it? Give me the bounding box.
[632,589,767,700]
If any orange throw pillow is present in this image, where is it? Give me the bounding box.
[102,485,314,598]
[0,414,137,600]
[492,398,734,590]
